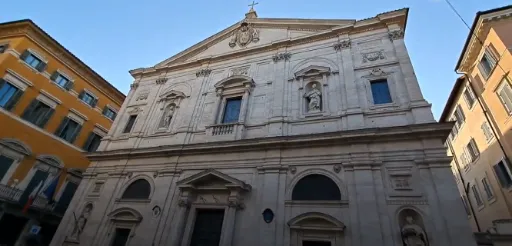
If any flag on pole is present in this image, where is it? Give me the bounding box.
[22,181,43,213]
[42,170,64,204]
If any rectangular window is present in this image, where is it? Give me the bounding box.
[83,132,102,152]
[103,107,117,121]
[21,99,54,128]
[370,79,392,104]
[123,115,137,133]
[0,80,23,110]
[454,105,466,127]
[478,48,497,79]
[79,90,97,107]
[49,72,74,91]
[481,177,494,200]
[111,228,131,246]
[55,74,70,87]
[471,184,484,207]
[463,86,476,108]
[55,117,82,143]
[53,182,78,214]
[24,54,43,69]
[222,97,242,123]
[190,209,225,246]
[461,152,470,171]
[494,160,512,188]
[0,155,15,182]
[466,138,480,162]
[497,78,512,115]
[481,122,494,142]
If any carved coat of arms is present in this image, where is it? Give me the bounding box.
[229,22,259,48]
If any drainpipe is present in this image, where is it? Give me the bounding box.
[446,138,482,232]
[458,71,512,216]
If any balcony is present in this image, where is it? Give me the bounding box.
[206,123,245,141]
[0,184,61,215]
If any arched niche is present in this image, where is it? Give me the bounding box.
[287,169,347,201]
[291,174,341,201]
[155,90,186,132]
[397,208,429,246]
[289,64,335,116]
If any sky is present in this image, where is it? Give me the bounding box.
[2,0,510,119]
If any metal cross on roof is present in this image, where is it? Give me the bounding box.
[248,1,259,10]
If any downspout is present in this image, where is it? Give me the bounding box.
[458,71,512,217]
[446,138,482,232]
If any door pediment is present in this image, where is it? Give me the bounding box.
[177,169,251,191]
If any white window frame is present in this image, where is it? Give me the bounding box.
[496,78,512,115]
[478,47,498,80]
[3,69,33,91]
[471,183,484,208]
[481,176,495,201]
[463,85,476,109]
[18,156,62,190]
[481,121,495,142]
[466,138,480,162]
[362,70,398,109]
[0,139,31,185]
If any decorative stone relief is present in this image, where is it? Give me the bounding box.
[389,30,404,40]
[272,52,291,63]
[362,50,385,63]
[230,66,249,76]
[392,176,411,190]
[67,203,93,242]
[333,40,351,51]
[401,216,429,246]
[289,166,297,174]
[135,89,150,101]
[369,68,387,77]
[130,83,139,89]
[196,69,212,77]
[333,164,341,173]
[229,22,259,48]
[159,104,175,128]
[156,77,168,85]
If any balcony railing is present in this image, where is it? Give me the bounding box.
[0,183,23,202]
[211,123,236,135]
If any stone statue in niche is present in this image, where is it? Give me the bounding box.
[401,216,428,246]
[160,104,175,128]
[304,83,322,112]
[68,204,93,241]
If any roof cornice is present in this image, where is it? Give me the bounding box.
[0,19,125,104]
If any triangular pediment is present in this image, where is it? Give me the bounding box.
[177,169,251,191]
[155,18,355,68]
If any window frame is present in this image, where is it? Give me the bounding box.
[481,121,495,142]
[103,106,118,121]
[0,80,23,111]
[494,159,512,188]
[463,85,476,109]
[79,89,98,108]
[0,43,8,54]
[55,117,82,144]
[19,49,47,72]
[466,138,480,162]
[369,78,393,105]
[21,98,55,128]
[496,78,512,116]
[123,115,137,134]
[83,132,103,152]
[478,46,498,80]
[220,96,242,124]
[481,177,495,201]
[471,184,484,207]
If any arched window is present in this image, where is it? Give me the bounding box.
[122,179,151,199]
[292,174,341,200]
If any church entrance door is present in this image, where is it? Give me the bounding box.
[190,209,225,246]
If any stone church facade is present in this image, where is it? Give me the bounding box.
[51,8,476,246]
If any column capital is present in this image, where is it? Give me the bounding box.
[333,40,351,51]
[388,29,404,41]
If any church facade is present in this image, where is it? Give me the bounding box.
[51,8,477,246]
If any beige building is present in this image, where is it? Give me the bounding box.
[440,4,512,241]
[51,7,476,246]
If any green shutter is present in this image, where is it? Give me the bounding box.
[91,98,98,108]
[50,72,59,81]
[102,106,107,115]
[78,90,85,100]
[54,117,70,136]
[0,79,6,88]
[83,132,95,151]
[64,81,74,91]
[69,124,82,144]
[36,62,47,72]
[39,108,54,128]
[19,50,30,61]
[4,89,23,111]
[21,99,39,121]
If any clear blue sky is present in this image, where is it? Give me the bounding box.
[2,0,510,119]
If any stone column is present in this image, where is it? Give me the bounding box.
[268,52,290,136]
[219,197,240,246]
[388,29,424,104]
[170,198,191,246]
[239,85,251,124]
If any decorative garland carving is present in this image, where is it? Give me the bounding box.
[231,66,249,76]
[272,52,291,62]
[196,69,212,77]
[333,40,351,51]
[362,50,385,63]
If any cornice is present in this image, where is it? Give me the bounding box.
[0,20,125,104]
[88,122,451,161]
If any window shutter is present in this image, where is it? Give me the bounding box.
[83,132,95,151]
[494,164,509,188]
[78,90,85,100]
[471,139,480,156]
[69,124,82,144]
[21,99,39,121]
[91,98,98,108]
[36,62,47,72]
[19,50,30,61]
[486,51,497,69]
[112,111,117,121]
[4,89,23,111]
[50,72,59,81]
[54,117,70,136]
[64,81,74,91]
[39,108,55,128]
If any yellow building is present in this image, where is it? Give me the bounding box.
[441,5,512,236]
[0,19,124,245]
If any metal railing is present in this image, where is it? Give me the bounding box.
[0,183,22,202]
[212,123,235,135]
